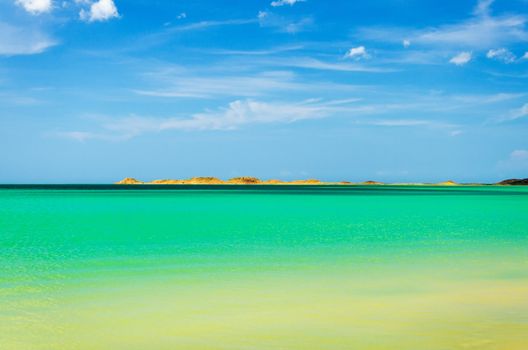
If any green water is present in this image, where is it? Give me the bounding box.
[1,185,527,349]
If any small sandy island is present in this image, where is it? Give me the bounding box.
[115,177,527,186]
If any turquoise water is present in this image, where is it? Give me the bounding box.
[1,185,528,349]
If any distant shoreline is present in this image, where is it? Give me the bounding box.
[115,177,528,186]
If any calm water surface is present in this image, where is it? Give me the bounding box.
[1,185,527,349]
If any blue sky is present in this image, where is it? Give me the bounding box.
[1,0,527,183]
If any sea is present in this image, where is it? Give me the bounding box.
[1,185,527,349]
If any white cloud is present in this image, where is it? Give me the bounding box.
[0,21,57,55]
[176,12,186,19]
[345,46,369,60]
[486,48,516,63]
[15,0,52,14]
[449,51,472,65]
[79,0,119,22]
[402,39,411,48]
[522,52,528,60]
[270,0,305,7]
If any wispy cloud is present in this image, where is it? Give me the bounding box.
[134,71,320,99]
[356,0,528,50]
[452,92,525,104]
[450,51,472,65]
[486,48,516,63]
[270,0,305,7]
[157,99,326,130]
[57,90,514,141]
[261,57,394,72]
[473,0,494,17]
[130,18,257,51]
[492,103,528,122]
[201,44,305,56]
[132,58,387,101]
[59,97,456,141]
[361,118,459,130]
[0,21,57,55]
[508,103,528,121]
[258,11,313,33]
[59,99,331,140]
[414,16,527,49]
[164,19,257,33]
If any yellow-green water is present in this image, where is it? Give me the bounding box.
[1,185,527,349]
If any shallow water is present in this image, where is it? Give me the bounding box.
[1,185,527,349]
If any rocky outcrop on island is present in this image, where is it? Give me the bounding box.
[185,177,225,184]
[498,178,528,185]
[115,177,144,185]
[227,177,262,184]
